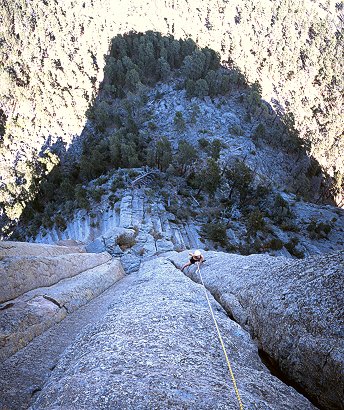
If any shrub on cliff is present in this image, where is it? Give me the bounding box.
[225,160,254,205]
[201,222,228,248]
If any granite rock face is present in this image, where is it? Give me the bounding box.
[0,259,124,362]
[31,258,315,409]
[85,226,136,255]
[0,251,111,303]
[0,241,124,362]
[166,250,344,409]
[0,240,85,258]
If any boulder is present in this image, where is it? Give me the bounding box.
[156,238,175,253]
[86,227,136,255]
[119,253,141,274]
[166,250,344,409]
[0,296,66,362]
[31,258,314,409]
[103,226,136,254]
[0,252,111,303]
[85,238,106,253]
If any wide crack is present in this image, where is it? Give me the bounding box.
[171,258,321,409]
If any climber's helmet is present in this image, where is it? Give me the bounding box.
[194,250,201,258]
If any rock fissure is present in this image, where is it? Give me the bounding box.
[0,302,14,311]
[170,258,316,406]
[42,294,63,309]
[257,349,323,410]
[166,250,343,409]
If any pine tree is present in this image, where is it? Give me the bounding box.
[193,79,209,98]
[199,158,221,196]
[148,136,173,171]
[176,139,197,175]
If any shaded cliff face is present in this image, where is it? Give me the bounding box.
[0,0,342,220]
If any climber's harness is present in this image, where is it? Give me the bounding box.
[196,262,244,410]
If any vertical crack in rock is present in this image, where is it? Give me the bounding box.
[257,349,323,410]
[175,260,321,409]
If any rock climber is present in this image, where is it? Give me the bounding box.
[181,249,204,271]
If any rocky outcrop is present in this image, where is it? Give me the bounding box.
[0,249,111,302]
[33,188,205,272]
[31,258,315,409]
[0,259,124,362]
[166,250,344,409]
[86,226,136,254]
[0,241,124,362]
[0,240,85,257]
[0,276,128,410]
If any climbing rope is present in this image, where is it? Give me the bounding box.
[196,262,244,410]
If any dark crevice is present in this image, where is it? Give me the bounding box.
[0,302,14,310]
[258,349,322,410]
[43,294,69,313]
[209,288,240,324]
[42,295,62,308]
[173,258,321,409]
[30,387,42,398]
[49,363,57,371]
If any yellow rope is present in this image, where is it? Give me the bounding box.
[196,263,244,410]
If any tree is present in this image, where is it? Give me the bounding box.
[79,148,108,182]
[253,123,266,140]
[138,41,156,77]
[205,70,219,96]
[109,131,122,166]
[182,50,206,81]
[167,39,181,68]
[180,37,197,59]
[246,209,266,238]
[59,179,75,200]
[174,111,186,131]
[197,158,221,196]
[246,81,262,110]
[94,101,111,131]
[147,136,172,171]
[208,139,223,160]
[156,57,171,80]
[110,34,128,59]
[185,79,196,98]
[202,47,221,72]
[125,68,141,91]
[193,79,209,98]
[176,139,197,175]
[219,73,231,95]
[226,160,254,204]
[228,68,247,88]
[205,70,230,96]
[120,141,140,167]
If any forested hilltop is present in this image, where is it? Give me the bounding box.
[6,32,342,262]
[0,0,343,235]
